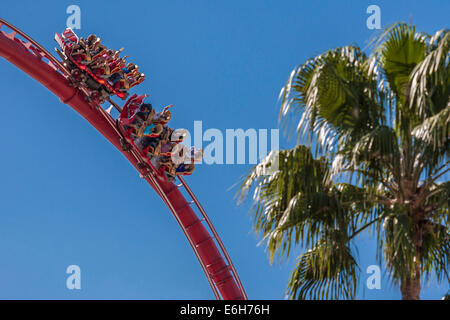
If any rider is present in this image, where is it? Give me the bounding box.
[137,115,163,138]
[109,62,137,85]
[153,105,172,124]
[174,147,203,176]
[125,103,154,134]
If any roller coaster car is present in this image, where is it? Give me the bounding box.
[118,95,170,181]
[118,95,197,182]
[54,28,129,101]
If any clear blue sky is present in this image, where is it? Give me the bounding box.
[0,0,448,299]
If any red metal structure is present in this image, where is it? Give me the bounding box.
[0,18,247,300]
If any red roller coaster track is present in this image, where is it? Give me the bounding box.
[0,18,247,300]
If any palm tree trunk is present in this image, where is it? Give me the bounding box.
[400,270,421,300]
[400,239,421,300]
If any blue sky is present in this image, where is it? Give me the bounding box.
[0,0,448,299]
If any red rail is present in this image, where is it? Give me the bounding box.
[0,18,247,300]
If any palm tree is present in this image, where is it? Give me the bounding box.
[237,23,449,300]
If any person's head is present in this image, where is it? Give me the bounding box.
[140,103,153,112]
[163,110,171,122]
[87,34,97,42]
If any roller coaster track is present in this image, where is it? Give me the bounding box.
[0,18,247,300]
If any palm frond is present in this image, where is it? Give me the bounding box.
[287,236,359,300]
[412,105,450,154]
[279,46,385,154]
[410,28,450,120]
